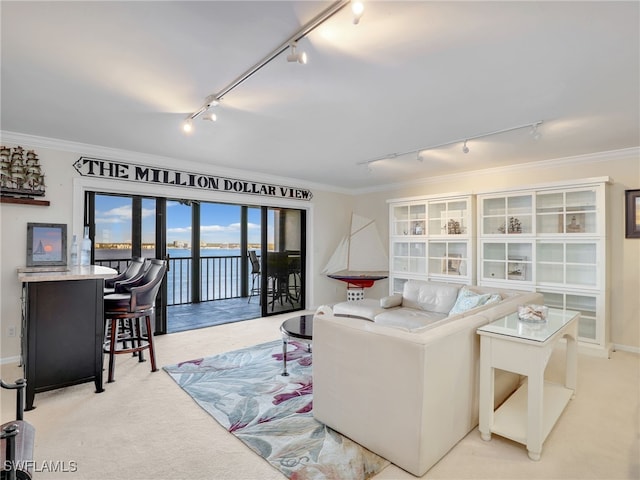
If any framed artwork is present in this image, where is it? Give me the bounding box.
[625,189,640,238]
[26,222,67,267]
[507,257,527,280]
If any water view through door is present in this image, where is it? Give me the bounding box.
[89,193,306,333]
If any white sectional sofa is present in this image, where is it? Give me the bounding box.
[313,280,543,477]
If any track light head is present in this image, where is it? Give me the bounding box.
[287,42,307,64]
[352,1,364,24]
[203,110,217,122]
[204,95,220,108]
[530,123,542,141]
[462,141,469,154]
[182,118,193,133]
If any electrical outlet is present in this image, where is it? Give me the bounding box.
[7,326,16,337]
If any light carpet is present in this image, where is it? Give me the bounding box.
[163,340,390,480]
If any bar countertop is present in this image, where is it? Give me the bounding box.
[18,265,117,283]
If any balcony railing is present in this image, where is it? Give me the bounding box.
[95,255,251,306]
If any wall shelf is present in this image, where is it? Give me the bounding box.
[0,196,50,206]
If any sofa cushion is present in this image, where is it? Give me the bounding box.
[402,281,461,314]
[448,287,491,315]
[380,293,403,308]
[374,308,447,330]
[332,299,385,321]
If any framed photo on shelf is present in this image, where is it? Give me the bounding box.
[442,253,462,274]
[26,222,67,267]
[625,189,640,238]
[507,257,526,280]
[565,213,585,233]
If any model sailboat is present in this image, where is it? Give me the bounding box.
[323,213,388,290]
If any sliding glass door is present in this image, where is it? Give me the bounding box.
[88,193,306,332]
[262,207,306,316]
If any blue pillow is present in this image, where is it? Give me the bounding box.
[449,287,491,315]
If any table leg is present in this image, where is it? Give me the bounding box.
[526,369,544,461]
[479,336,494,441]
[565,327,578,397]
[281,335,289,376]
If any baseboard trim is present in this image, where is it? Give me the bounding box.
[0,356,21,366]
[613,343,640,355]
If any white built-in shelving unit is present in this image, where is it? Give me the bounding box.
[388,194,474,294]
[385,178,610,356]
[477,177,610,356]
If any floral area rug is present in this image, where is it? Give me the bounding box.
[163,340,389,480]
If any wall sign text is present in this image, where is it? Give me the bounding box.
[73,157,313,201]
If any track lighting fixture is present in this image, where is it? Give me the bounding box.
[182,0,363,133]
[352,1,364,24]
[286,42,307,64]
[357,121,544,167]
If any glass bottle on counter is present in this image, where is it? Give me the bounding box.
[80,227,92,266]
[70,234,79,266]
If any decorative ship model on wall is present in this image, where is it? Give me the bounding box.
[1,146,46,198]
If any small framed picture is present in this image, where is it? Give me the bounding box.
[507,257,526,280]
[442,253,462,274]
[625,189,640,238]
[26,223,67,267]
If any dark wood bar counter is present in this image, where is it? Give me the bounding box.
[18,266,116,410]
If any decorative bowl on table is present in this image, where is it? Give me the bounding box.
[517,304,548,323]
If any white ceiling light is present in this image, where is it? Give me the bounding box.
[352,1,364,24]
[286,42,308,64]
[182,118,193,133]
[462,140,469,154]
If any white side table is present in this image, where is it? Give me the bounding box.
[477,308,579,460]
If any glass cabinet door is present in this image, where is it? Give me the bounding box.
[537,189,597,234]
[537,241,597,287]
[392,204,426,236]
[392,241,426,274]
[482,194,532,235]
[481,241,532,282]
[392,205,409,236]
[429,241,468,277]
[539,290,598,344]
[428,200,468,236]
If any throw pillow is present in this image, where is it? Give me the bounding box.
[485,293,502,305]
[380,293,403,308]
[449,287,491,315]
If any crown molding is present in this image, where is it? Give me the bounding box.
[2,130,636,197]
[0,130,353,196]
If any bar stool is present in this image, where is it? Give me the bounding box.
[103,259,166,383]
[103,257,146,295]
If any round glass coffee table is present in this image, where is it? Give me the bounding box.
[280,314,313,376]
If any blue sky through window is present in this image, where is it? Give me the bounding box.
[95,195,263,245]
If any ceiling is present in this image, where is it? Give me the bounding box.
[1,1,638,192]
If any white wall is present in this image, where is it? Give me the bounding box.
[353,149,640,351]
[0,137,355,362]
[3,136,638,362]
